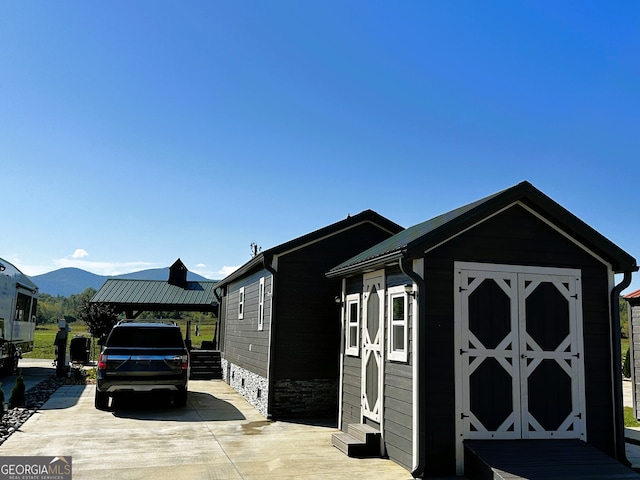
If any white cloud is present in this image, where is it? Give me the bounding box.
[8,257,52,277]
[218,265,240,277]
[71,249,89,259]
[54,257,158,276]
[46,249,159,276]
[191,263,233,280]
[11,253,158,278]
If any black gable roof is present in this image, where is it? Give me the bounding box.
[328,181,637,277]
[214,209,403,288]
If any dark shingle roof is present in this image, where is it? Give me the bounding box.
[328,181,637,277]
[214,209,403,288]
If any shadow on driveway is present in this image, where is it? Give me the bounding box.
[39,385,87,410]
[110,390,246,422]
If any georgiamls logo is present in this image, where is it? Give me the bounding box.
[0,456,72,479]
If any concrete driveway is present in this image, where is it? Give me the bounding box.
[0,368,412,480]
[1,358,57,395]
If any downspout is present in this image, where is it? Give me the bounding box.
[612,271,633,465]
[213,287,223,349]
[400,254,426,478]
[263,254,278,420]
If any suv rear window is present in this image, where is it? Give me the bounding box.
[107,327,184,348]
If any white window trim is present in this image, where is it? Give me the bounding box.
[345,293,360,356]
[238,286,245,320]
[387,285,408,362]
[258,277,265,331]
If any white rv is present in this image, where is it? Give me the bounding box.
[0,257,38,374]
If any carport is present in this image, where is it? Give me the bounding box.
[90,259,221,378]
[90,259,218,320]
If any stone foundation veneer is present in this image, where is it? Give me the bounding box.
[221,359,337,419]
[272,379,337,419]
[221,358,269,417]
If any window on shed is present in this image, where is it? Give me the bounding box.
[388,286,408,362]
[258,277,265,331]
[345,293,360,356]
[238,287,245,320]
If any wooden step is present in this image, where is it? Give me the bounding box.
[332,432,373,457]
[348,423,381,445]
[189,350,222,380]
[332,423,382,458]
[464,439,640,480]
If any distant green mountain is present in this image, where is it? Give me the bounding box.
[32,267,212,297]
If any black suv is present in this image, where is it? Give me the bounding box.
[95,321,190,410]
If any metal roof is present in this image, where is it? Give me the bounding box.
[327,181,638,277]
[91,278,218,312]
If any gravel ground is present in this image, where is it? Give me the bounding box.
[0,368,89,446]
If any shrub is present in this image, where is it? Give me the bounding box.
[9,372,25,408]
[624,348,631,378]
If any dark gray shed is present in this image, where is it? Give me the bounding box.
[327,181,637,477]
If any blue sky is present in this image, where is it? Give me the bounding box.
[2,1,639,293]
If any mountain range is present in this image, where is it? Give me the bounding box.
[32,267,212,297]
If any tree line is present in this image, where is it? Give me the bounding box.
[37,288,214,325]
[37,287,216,342]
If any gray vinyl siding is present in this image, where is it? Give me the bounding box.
[223,269,272,378]
[630,302,640,418]
[339,265,415,472]
[383,266,413,471]
[341,355,362,429]
[384,362,413,470]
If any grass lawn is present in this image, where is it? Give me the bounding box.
[625,407,640,427]
[24,318,217,361]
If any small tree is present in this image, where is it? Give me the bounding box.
[9,372,25,408]
[624,348,631,378]
[79,300,119,344]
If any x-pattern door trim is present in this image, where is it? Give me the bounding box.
[454,262,586,475]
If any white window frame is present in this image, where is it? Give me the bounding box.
[238,286,245,320]
[387,285,408,362]
[258,277,265,331]
[345,293,360,356]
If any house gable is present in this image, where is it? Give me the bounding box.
[328,181,637,278]
[215,209,403,419]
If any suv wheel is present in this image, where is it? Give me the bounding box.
[95,390,109,410]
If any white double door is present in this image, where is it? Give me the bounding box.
[455,263,586,455]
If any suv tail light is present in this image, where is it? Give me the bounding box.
[181,354,188,371]
[98,353,107,370]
